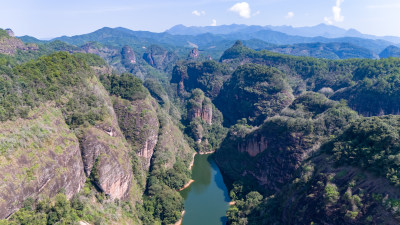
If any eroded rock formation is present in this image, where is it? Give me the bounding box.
[0,106,86,218]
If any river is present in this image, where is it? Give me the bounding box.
[180,153,231,225]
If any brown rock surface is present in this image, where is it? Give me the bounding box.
[112,96,159,170]
[0,106,85,219]
[80,122,133,200]
[0,35,38,55]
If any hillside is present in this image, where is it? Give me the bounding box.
[2,25,400,225]
[0,50,195,224]
[169,42,400,224]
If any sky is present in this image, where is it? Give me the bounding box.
[0,0,400,39]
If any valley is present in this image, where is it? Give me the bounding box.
[1,21,400,225]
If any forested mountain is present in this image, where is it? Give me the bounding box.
[171,41,400,224]
[380,45,400,58]
[167,23,400,44]
[2,24,400,225]
[19,26,398,61]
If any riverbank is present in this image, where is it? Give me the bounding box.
[199,150,214,155]
[173,211,185,225]
[178,179,195,191]
[179,151,213,192]
[177,152,197,192]
[189,152,196,170]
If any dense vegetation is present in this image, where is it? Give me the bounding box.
[211,43,400,224]
[171,60,231,98]
[3,27,400,225]
[0,52,106,126]
[0,29,9,38]
[100,73,148,101]
[327,116,400,186]
[0,184,140,225]
[215,63,294,125]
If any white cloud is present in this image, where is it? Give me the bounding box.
[229,2,251,19]
[324,0,344,24]
[252,10,260,16]
[192,10,206,16]
[211,19,217,26]
[285,11,294,19]
[333,0,344,22]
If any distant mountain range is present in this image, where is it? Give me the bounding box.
[17,24,400,61]
[166,23,400,44]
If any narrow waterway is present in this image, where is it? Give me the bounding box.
[180,154,231,225]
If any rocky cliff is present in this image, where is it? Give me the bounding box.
[0,105,86,218]
[0,53,143,218]
[143,45,178,71]
[188,89,213,125]
[215,63,294,126]
[188,48,199,59]
[79,122,132,200]
[112,95,159,170]
[121,45,137,65]
[0,29,38,55]
[215,93,358,193]
[170,60,230,98]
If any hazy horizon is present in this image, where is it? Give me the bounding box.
[1,0,400,39]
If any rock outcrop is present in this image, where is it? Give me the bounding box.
[143,45,178,71]
[5,29,14,37]
[0,106,86,218]
[121,45,137,65]
[188,48,199,59]
[215,93,358,194]
[188,89,213,125]
[80,123,132,200]
[170,61,230,99]
[0,30,38,55]
[216,117,316,193]
[78,78,134,200]
[112,96,159,170]
[215,63,294,126]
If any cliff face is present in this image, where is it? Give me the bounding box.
[0,53,145,218]
[188,93,213,125]
[121,45,137,65]
[215,93,359,194]
[143,45,178,71]
[0,106,86,218]
[333,82,400,117]
[215,63,294,126]
[0,32,38,55]
[170,61,230,99]
[78,74,135,200]
[216,117,316,193]
[185,89,227,153]
[188,48,199,59]
[153,109,195,170]
[79,123,132,200]
[112,96,159,170]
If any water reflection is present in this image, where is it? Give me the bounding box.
[180,154,231,225]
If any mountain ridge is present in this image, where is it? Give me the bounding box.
[167,23,400,44]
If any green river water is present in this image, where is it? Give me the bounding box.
[180,154,231,225]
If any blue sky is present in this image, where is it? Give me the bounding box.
[1,0,400,39]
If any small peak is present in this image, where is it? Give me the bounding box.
[233,40,243,47]
[5,28,14,37]
[188,48,199,59]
